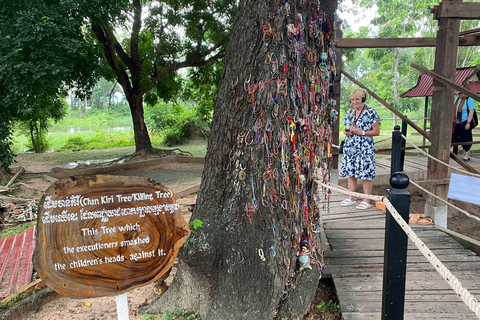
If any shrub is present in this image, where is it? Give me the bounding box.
[146,101,209,146]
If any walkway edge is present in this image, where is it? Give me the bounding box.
[435,225,480,256]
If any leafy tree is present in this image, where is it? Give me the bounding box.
[0,0,237,163]
[88,0,236,154]
[0,0,101,164]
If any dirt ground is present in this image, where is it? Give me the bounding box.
[1,150,478,319]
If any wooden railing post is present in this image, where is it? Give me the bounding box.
[382,128,411,319]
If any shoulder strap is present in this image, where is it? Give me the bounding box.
[458,97,467,112]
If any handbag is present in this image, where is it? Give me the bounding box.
[466,99,478,129]
[339,140,345,154]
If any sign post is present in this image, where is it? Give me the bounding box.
[34,175,190,317]
[116,292,129,320]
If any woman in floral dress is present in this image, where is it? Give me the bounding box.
[339,88,380,210]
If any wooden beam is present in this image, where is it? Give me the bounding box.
[413,178,450,186]
[342,68,479,175]
[341,70,430,141]
[337,38,435,48]
[336,36,480,48]
[435,2,480,20]
[459,27,480,36]
[410,63,480,103]
[428,9,461,205]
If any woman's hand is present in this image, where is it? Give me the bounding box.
[350,127,362,136]
[466,123,471,130]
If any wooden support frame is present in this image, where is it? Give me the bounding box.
[433,2,480,20]
[342,69,479,174]
[337,35,480,48]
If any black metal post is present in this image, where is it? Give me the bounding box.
[390,125,403,176]
[400,120,407,171]
[381,172,410,320]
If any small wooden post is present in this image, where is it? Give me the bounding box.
[423,96,428,148]
[382,172,410,320]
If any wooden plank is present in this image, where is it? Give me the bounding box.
[327,236,464,246]
[342,312,478,320]
[326,261,480,274]
[326,255,480,266]
[340,300,477,314]
[341,292,480,301]
[333,273,480,283]
[325,249,474,258]
[336,36,480,48]
[335,279,480,293]
[435,2,480,20]
[5,167,25,188]
[326,229,448,239]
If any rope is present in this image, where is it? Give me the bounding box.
[409,179,480,223]
[316,180,480,319]
[402,134,480,178]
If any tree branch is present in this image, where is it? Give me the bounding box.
[149,37,228,87]
[91,23,132,96]
[131,0,142,66]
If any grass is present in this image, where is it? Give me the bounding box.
[0,221,35,239]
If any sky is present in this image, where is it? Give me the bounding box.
[337,0,377,32]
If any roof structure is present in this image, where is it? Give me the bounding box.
[401,66,480,98]
[0,225,36,298]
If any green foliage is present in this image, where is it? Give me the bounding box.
[0,120,15,167]
[59,131,135,151]
[184,219,203,247]
[146,101,209,146]
[64,136,87,149]
[143,307,200,320]
[190,219,203,230]
[317,300,341,313]
[1,0,235,156]
[16,120,51,153]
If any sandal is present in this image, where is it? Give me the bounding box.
[417,217,433,225]
[356,201,372,210]
[340,198,356,206]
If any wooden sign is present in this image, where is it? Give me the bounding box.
[33,175,190,298]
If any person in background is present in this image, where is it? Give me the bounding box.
[452,92,476,161]
[339,88,380,210]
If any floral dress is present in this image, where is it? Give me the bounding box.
[339,106,380,180]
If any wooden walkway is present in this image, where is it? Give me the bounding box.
[373,154,480,186]
[321,192,480,319]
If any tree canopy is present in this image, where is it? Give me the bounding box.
[0,0,237,165]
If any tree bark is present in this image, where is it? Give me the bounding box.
[128,94,154,154]
[144,1,338,319]
[29,120,38,154]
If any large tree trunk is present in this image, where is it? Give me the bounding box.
[145,1,338,319]
[128,93,153,154]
